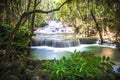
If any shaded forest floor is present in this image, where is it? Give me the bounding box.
[0,56,49,80]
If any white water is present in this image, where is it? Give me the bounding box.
[31,20,120,64]
[31,38,80,47]
[30,43,118,60]
[34,20,74,34]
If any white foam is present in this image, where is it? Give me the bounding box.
[34,20,74,34]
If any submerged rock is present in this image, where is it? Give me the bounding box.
[116,42,120,50]
[79,38,97,44]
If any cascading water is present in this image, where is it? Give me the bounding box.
[31,20,80,48]
[31,38,80,47]
[34,20,74,34]
[30,20,120,65]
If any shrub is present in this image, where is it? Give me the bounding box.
[42,50,115,80]
[13,25,30,51]
[0,23,13,49]
[0,23,30,58]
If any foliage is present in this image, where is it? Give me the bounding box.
[53,0,120,39]
[35,13,48,27]
[1,0,120,39]
[0,51,118,80]
[13,25,30,51]
[0,23,13,49]
[42,50,115,80]
[0,57,43,80]
[0,23,30,56]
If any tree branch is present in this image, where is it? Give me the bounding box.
[36,0,41,7]
[24,0,68,16]
[90,9,103,44]
[6,0,68,59]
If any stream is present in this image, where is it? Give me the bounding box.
[30,20,120,65]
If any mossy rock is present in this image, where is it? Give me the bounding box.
[79,38,97,44]
[9,75,20,80]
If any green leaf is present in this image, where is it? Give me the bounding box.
[56,70,60,75]
[106,57,110,61]
[102,56,106,61]
[42,52,115,80]
[109,61,115,65]
[79,67,83,72]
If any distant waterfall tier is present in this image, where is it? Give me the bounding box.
[31,38,80,47]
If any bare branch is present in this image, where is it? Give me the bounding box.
[24,0,68,16]
[6,0,68,57]
[36,0,41,6]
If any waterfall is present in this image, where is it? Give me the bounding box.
[31,20,79,48]
[34,20,74,35]
[31,38,80,48]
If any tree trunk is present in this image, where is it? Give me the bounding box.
[30,0,37,40]
[5,14,26,61]
[5,0,68,61]
[90,9,103,44]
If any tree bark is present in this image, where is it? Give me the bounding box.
[30,0,37,40]
[90,9,103,44]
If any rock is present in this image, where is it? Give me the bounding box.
[31,76,39,80]
[116,42,120,50]
[25,68,33,78]
[9,75,20,80]
[79,38,97,44]
[0,50,6,57]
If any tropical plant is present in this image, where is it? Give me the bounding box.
[42,50,115,80]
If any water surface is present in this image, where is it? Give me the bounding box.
[30,44,120,64]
